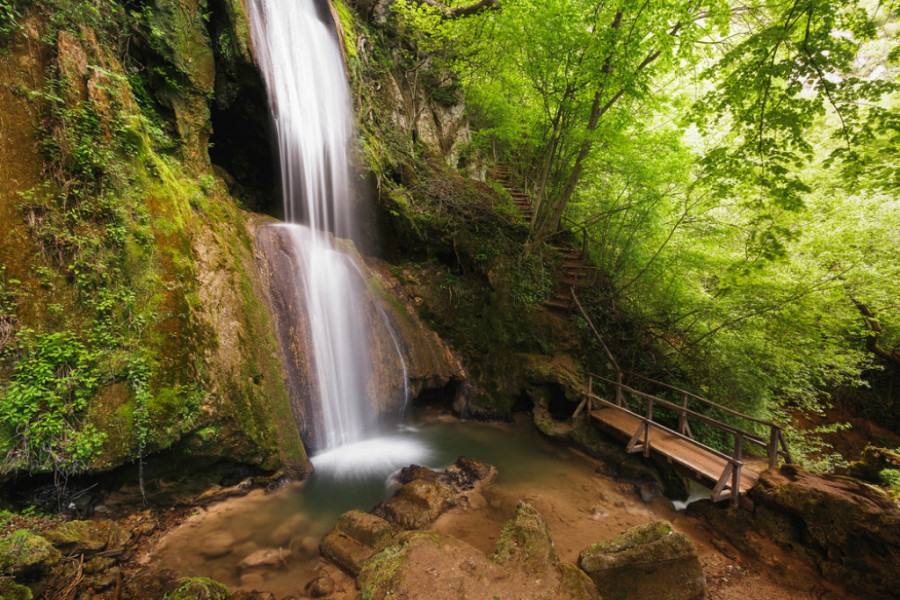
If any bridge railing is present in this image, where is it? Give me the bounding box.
[578,370,793,507]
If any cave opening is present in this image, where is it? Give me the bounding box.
[205,0,281,218]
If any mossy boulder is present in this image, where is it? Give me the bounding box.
[319,510,396,576]
[167,577,231,600]
[0,531,59,578]
[490,501,558,572]
[0,578,32,600]
[578,521,705,600]
[42,520,129,556]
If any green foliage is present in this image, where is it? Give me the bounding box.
[880,468,900,496]
[0,0,21,43]
[0,330,107,472]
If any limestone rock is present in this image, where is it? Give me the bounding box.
[748,464,900,599]
[578,521,705,600]
[319,511,395,576]
[373,479,455,530]
[0,530,60,577]
[395,457,497,492]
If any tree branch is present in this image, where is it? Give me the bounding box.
[418,0,500,19]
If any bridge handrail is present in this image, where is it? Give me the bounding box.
[586,375,766,445]
[589,392,742,466]
[584,370,793,467]
[616,369,781,430]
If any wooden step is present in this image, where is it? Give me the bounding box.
[544,300,571,311]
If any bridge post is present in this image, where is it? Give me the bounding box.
[644,398,653,457]
[732,432,744,508]
[768,427,778,468]
[615,371,624,406]
[678,393,688,435]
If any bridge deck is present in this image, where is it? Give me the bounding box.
[590,407,767,494]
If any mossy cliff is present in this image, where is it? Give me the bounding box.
[0,0,306,481]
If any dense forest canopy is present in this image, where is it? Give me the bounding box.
[393,0,900,462]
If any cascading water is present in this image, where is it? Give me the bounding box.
[248,0,428,475]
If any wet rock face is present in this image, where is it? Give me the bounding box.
[373,457,497,530]
[373,479,455,530]
[255,225,467,450]
[578,520,706,600]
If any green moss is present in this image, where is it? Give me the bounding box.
[0,530,59,575]
[166,577,230,600]
[333,0,358,60]
[358,537,415,600]
[592,521,674,555]
[0,578,32,600]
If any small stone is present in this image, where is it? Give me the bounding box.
[270,514,310,547]
[238,548,287,571]
[197,531,236,559]
[239,572,266,589]
[303,573,335,598]
[590,506,608,519]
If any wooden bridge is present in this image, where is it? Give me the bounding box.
[488,165,794,507]
[567,290,793,508]
[574,367,793,508]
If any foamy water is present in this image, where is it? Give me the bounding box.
[310,436,433,480]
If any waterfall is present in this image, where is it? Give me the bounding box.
[249,0,427,473]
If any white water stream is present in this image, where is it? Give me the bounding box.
[248,0,425,472]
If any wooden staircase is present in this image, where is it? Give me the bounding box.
[491,167,592,312]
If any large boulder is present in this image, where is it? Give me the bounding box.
[753,465,900,598]
[373,457,497,530]
[319,510,395,576]
[372,479,455,530]
[578,521,705,600]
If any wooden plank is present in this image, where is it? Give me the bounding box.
[590,408,766,494]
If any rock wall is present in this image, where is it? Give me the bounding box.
[0,1,307,480]
[689,464,900,600]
